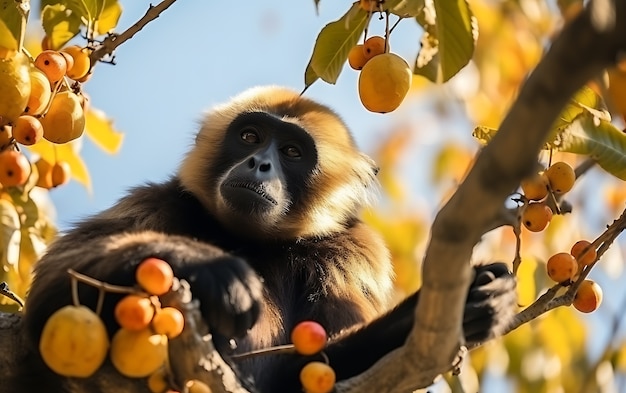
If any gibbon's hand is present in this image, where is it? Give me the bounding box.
[174,254,264,338]
[463,262,517,344]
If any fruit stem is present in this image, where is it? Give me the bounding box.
[384,11,390,53]
[67,268,141,295]
[230,343,296,360]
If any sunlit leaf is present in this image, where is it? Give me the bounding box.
[414,0,477,83]
[305,3,368,86]
[472,125,497,145]
[389,0,426,17]
[303,60,319,92]
[431,143,474,185]
[41,4,83,50]
[27,139,92,191]
[0,199,21,270]
[85,107,124,154]
[95,0,122,35]
[0,0,29,51]
[553,113,626,180]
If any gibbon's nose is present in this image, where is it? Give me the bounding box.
[247,157,272,172]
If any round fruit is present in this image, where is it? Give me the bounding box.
[573,279,603,313]
[51,161,71,187]
[358,53,412,113]
[521,203,553,232]
[520,172,549,201]
[546,252,578,283]
[136,257,174,296]
[152,307,185,339]
[110,328,168,378]
[114,294,155,331]
[291,321,327,355]
[147,368,169,393]
[363,36,386,61]
[12,115,44,145]
[0,124,12,147]
[359,0,379,12]
[0,149,31,187]
[570,240,596,267]
[34,50,67,84]
[61,46,91,81]
[300,361,336,393]
[24,68,52,116]
[545,161,575,194]
[58,51,74,73]
[35,158,54,189]
[40,90,86,144]
[348,45,368,70]
[39,305,109,377]
[0,51,30,126]
[186,380,212,393]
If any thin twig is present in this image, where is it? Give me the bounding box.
[67,269,139,295]
[89,0,178,64]
[0,282,24,308]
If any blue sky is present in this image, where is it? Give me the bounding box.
[39,1,437,229]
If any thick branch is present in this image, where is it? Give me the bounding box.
[335,2,626,392]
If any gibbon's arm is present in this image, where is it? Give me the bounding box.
[256,262,516,393]
[23,181,265,348]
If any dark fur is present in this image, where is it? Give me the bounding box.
[14,86,516,393]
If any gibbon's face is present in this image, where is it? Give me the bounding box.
[179,86,379,240]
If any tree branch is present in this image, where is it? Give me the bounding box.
[89,0,178,64]
[335,1,626,391]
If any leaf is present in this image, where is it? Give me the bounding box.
[0,199,21,270]
[303,60,319,92]
[27,139,92,191]
[306,3,368,86]
[554,112,626,180]
[389,0,426,18]
[472,125,497,145]
[85,107,124,154]
[551,85,610,131]
[41,4,83,50]
[414,0,477,83]
[0,0,29,51]
[94,0,121,35]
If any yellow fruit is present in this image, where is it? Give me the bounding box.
[0,149,31,187]
[521,202,553,232]
[291,321,327,355]
[0,124,12,147]
[545,161,575,194]
[61,46,91,81]
[348,45,368,70]
[136,257,174,296]
[570,240,596,268]
[35,158,54,189]
[546,252,577,283]
[358,53,412,113]
[51,161,71,187]
[186,380,212,393]
[520,172,549,201]
[359,0,380,12]
[300,361,336,393]
[12,115,44,145]
[114,294,155,331]
[363,36,386,61]
[607,67,626,118]
[34,50,67,84]
[0,51,30,126]
[40,91,85,143]
[147,368,169,393]
[152,307,185,339]
[24,68,52,116]
[39,305,109,377]
[573,279,603,313]
[110,328,168,378]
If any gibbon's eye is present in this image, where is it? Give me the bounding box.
[241,127,260,144]
[281,145,302,159]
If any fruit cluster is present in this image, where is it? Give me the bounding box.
[520,161,576,232]
[38,257,188,390]
[346,2,412,113]
[0,44,92,190]
[291,320,336,393]
[545,240,603,313]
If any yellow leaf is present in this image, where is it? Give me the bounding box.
[85,107,124,154]
[516,256,537,306]
[0,20,18,51]
[95,0,122,35]
[27,139,92,192]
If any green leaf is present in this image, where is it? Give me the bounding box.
[306,3,368,86]
[303,60,319,92]
[414,0,477,83]
[389,0,426,18]
[41,4,83,50]
[0,0,29,51]
[95,0,122,35]
[555,113,626,180]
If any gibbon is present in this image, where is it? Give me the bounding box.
[12,86,516,392]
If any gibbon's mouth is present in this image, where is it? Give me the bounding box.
[224,181,279,206]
